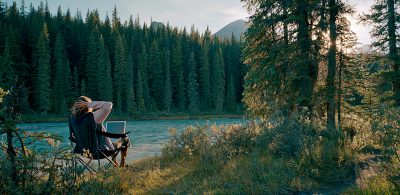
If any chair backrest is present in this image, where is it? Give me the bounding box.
[68,113,98,155]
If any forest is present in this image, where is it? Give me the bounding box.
[0,0,399,194]
[0,1,246,118]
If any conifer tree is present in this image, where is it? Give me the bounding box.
[113,34,127,112]
[35,23,50,114]
[177,70,186,111]
[80,79,87,95]
[363,0,400,106]
[53,32,72,114]
[98,40,113,101]
[187,52,199,113]
[148,40,163,110]
[138,44,152,112]
[211,48,225,112]
[199,40,211,109]
[1,26,20,88]
[136,69,145,113]
[171,41,184,108]
[163,50,172,112]
[125,53,135,115]
[86,30,101,98]
[225,74,236,112]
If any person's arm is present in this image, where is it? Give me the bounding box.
[88,101,113,124]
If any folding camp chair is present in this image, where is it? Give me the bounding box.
[68,112,130,173]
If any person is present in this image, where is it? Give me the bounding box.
[71,96,130,167]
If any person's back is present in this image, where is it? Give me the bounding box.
[70,96,130,167]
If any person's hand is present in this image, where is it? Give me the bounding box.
[75,101,89,110]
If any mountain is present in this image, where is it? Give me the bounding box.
[214,19,247,40]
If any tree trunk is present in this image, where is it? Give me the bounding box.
[337,44,343,131]
[296,1,313,112]
[6,130,17,185]
[387,0,399,106]
[327,0,338,130]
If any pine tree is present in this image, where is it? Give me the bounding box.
[53,32,72,114]
[171,41,184,109]
[326,0,339,130]
[187,52,199,113]
[35,23,51,115]
[113,34,127,112]
[125,53,135,115]
[148,40,163,110]
[1,26,21,88]
[136,69,145,113]
[163,50,172,112]
[80,79,87,95]
[177,70,186,111]
[363,0,400,106]
[225,74,236,112]
[211,48,225,112]
[98,39,113,101]
[86,30,101,98]
[199,40,211,109]
[138,43,152,112]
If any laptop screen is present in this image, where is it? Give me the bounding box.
[106,121,126,134]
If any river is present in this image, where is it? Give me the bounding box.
[15,118,246,162]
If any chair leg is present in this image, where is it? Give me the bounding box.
[77,157,97,174]
[100,151,119,168]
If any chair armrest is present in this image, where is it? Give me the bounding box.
[96,131,128,139]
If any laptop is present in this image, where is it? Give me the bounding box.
[106,121,126,135]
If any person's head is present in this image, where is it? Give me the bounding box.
[71,96,92,116]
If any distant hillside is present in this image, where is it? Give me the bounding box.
[214,19,247,40]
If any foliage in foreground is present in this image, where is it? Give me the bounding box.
[77,119,355,194]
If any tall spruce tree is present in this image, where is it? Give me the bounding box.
[86,29,101,98]
[35,23,50,114]
[199,40,211,109]
[211,48,225,112]
[113,33,127,113]
[52,32,72,114]
[148,40,163,110]
[187,52,199,113]
[225,74,236,112]
[98,39,113,101]
[363,0,400,106]
[163,50,172,112]
[1,26,20,88]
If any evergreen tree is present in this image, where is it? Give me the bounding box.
[225,74,236,112]
[113,34,127,112]
[52,32,72,114]
[80,79,87,95]
[163,50,172,112]
[98,40,113,101]
[136,68,145,113]
[177,70,186,111]
[148,40,163,110]
[138,43,152,112]
[187,52,199,113]
[86,30,101,98]
[362,0,400,106]
[211,48,225,112]
[199,40,211,109]
[326,0,338,130]
[1,26,21,88]
[125,53,135,115]
[35,23,50,114]
[171,40,184,109]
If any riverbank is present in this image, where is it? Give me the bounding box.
[20,113,245,123]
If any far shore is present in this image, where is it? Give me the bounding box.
[19,113,245,123]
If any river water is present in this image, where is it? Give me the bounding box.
[15,118,246,162]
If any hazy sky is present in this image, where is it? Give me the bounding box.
[5,0,374,45]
